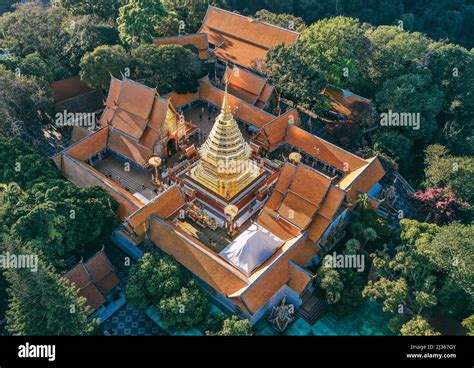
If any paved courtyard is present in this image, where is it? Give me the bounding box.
[101,303,165,336]
[100,243,166,336]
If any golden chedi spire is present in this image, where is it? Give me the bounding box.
[190,79,261,199]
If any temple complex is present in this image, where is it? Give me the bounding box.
[54,5,386,325]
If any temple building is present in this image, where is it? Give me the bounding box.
[54,6,387,326]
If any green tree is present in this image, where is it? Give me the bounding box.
[159,0,214,35]
[0,66,55,133]
[298,17,371,93]
[126,253,181,309]
[214,315,253,336]
[423,145,474,203]
[117,0,167,45]
[315,261,344,304]
[132,44,205,94]
[254,9,306,32]
[0,4,69,59]
[204,313,253,336]
[80,45,131,90]
[4,238,95,335]
[373,131,414,175]
[400,316,440,336]
[417,223,474,296]
[375,73,444,143]
[462,315,474,336]
[0,139,59,188]
[203,311,227,335]
[53,0,123,20]
[63,16,120,74]
[428,42,474,155]
[159,280,208,330]
[365,26,431,90]
[363,241,438,324]
[265,42,328,113]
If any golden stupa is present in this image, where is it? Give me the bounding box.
[190,82,261,199]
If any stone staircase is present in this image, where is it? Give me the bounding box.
[296,291,329,325]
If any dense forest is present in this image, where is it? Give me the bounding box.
[225,0,474,50]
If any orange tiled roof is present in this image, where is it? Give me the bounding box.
[66,127,108,161]
[256,84,275,108]
[50,76,94,103]
[285,125,367,172]
[65,250,120,311]
[108,128,152,166]
[224,66,272,104]
[306,215,332,243]
[148,217,249,296]
[199,78,274,128]
[273,163,332,229]
[199,6,300,69]
[99,77,185,150]
[321,85,371,118]
[257,109,300,151]
[153,33,209,60]
[339,156,385,203]
[288,261,313,294]
[163,91,199,109]
[318,186,346,219]
[117,79,156,120]
[256,209,302,241]
[240,235,305,314]
[125,186,186,236]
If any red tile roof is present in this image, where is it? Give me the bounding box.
[321,85,372,118]
[49,76,94,103]
[286,125,367,172]
[200,6,300,69]
[65,250,120,311]
[254,109,300,151]
[108,128,152,166]
[125,186,186,236]
[199,77,274,128]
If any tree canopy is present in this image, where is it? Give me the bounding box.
[4,237,95,335]
[126,253,181,309]
[117,0,167,45]
[132,44,205,94]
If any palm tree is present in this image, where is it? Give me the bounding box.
[355,193,371,211]
[362,227,378,248]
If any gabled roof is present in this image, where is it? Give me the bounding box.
[199,6,300,69]
[285,125,367,172]
[65,250,120,311]
[288,261,313,294]
[338,156,385,203]
[99,77,187,151]
[275,164,333,229]
[256,209,301,241]
[124,186,186,237]
[321,85,372,118]
[108,128,152,166]
[163,91,199,109]
[224,66,275,107]
[153,33,209,60]
[255,109,300,151]
[199,77,274,128]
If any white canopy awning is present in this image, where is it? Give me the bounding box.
[219,223,284,276]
